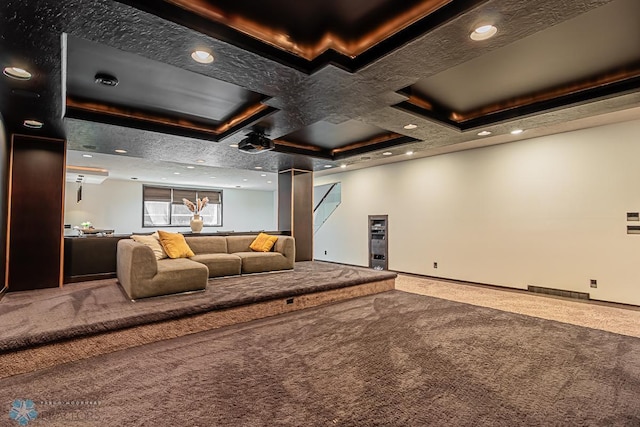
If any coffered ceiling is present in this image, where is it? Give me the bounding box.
[1,0,639,179]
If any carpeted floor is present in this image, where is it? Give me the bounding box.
[0,261,395,352]
[1,290,638,426]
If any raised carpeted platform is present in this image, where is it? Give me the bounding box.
[1,290,639,426]
[0,261,394,354]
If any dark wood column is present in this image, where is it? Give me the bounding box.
[6,134,66,291]
[0,115,7,295]
[278,169,313,261]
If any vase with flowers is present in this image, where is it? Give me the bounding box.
[182,197,209,233]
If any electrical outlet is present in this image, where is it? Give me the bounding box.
[433,262,438,269]
[590,279,597,288]
[324,250,327,255]
[286,297,294,305]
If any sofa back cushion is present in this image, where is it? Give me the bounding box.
[184,236,228,254]
[131,232,167,260]
[226,235,261,253]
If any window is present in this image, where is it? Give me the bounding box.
[143,185,222,227]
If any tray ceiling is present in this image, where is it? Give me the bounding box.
[1,0,639,176]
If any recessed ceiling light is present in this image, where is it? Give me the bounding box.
[254,166,262,170]
[470,25,497,41]
[406,151,414,155]
[340,164,347,168]
[324,165,333,168]
[242,179,248,182]
[186,166,195,169]
[82,154,93,158]
[511,129,524,135]
[403,124,418,130]
[267,181,272,184]
[3,67,32,80]
[477,130,492,136]
[161,178,167,180]
[23,119,43,129]
[191,50,214,64]
[174,172,180,175]
[382,152,393,156]
[260,174,267,177]
[115,149,127,153]
[195,159,205,163]
[229,144,238,148]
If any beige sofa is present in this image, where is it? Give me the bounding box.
[117,235,295,300]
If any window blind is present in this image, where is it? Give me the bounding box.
[143,186,171,202]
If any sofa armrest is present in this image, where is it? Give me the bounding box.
[117,239,158,298]
[275,236,295,266]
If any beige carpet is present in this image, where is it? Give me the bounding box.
[396,274,640,338]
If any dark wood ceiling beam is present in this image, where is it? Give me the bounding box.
[215,102,279,141]
[396,65,640,131]
[116,0,488,73]
[455,65,640,122]
[65,97,278,142]
[273,139,333,160]
[332,134,419,160]
[163,0,452,60]
[66,97,220,135]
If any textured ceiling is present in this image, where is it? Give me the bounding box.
[1,0,639,180]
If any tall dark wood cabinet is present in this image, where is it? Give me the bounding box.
[6,134,66,291]
[0,115,8,293]
[278,169,313,261]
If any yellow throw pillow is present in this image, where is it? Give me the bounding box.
[131,233,167,260]
[249,232,278,252]
[157,230,195,259]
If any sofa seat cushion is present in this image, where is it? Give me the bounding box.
[190,253,242,277]
[137,258,208,299]
[234,251,292,274]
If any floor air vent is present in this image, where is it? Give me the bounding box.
[527,285,589,300]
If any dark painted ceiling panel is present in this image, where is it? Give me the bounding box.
[409,0,640,113]
[66,35,265,124]
[282,120,393,150]
[195,0,430,45]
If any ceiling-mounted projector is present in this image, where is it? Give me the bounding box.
[238,131,274,153]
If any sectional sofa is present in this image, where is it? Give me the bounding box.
[117,235,295,300]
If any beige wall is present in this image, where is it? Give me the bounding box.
[64,179,277,235]
[314,119,640,306]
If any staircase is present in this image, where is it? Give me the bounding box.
[314,182,341,234]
